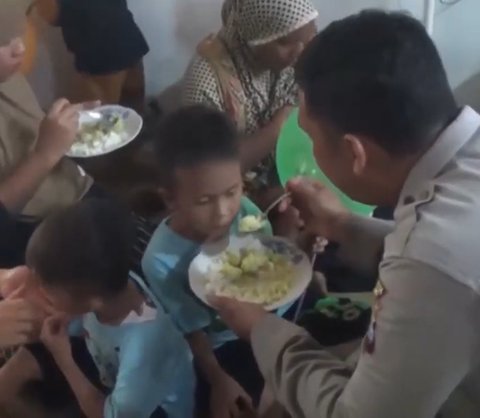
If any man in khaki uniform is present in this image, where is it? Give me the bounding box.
[0,38,93,266]
[213,11,480,418]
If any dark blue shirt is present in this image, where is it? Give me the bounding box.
[58,0,149,74]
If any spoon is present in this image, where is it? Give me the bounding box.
[85,111,103,120]
[239,192,291,233]
[263,192,291,218]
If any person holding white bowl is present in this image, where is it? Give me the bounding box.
[0,38,99,267]
[0,37,156,296]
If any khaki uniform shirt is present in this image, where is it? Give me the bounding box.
[0,74,92,218]
[252,106,480,418]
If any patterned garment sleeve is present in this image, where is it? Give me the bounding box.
[182,55,225,111]
[280,68,299,108]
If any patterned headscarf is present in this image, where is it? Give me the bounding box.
[222,0,318,46]
[186,0,318,191]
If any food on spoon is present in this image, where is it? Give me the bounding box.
[71,112,124,156]
[206,245,294,306]
[238,215,265,233]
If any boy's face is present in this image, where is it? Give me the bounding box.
[35,277,97,316]
[167,159,243,241]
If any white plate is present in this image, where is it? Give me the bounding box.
[67,105,143,158]
[189,235,313,311]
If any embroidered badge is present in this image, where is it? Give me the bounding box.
[364,279,387,354]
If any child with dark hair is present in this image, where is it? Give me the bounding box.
[141,105,295,417]
[0,199,194,418]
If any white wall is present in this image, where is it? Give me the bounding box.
[0,0,478,108]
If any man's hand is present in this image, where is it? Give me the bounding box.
[35,99,99,166]
[210,373,254,418]
[272,203,304,241]
[0,297,42,348]
[0,38,25,82]
[40,314,72,362]
[208,296,268,340]
[283,177,350,241]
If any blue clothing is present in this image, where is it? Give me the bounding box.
[78,273,195,418]
[142,197,289,348]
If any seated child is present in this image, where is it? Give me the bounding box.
[0,199,194,418]
[141,105,294,417]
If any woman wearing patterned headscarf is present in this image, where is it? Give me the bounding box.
[183,0,318,197]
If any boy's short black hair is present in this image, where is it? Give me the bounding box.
[295,10,457,155]
[154,105,240,187]
[26,199,135,297]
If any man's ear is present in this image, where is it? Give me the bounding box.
[158,187,175,211]
[343,134,367,176]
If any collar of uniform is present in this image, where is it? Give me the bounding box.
[399,106,480,205]
[0,74,43,119]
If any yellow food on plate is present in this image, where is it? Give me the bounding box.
[238,215,265,233]
[207,247,294,306]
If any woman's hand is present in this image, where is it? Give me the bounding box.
[283,177,350,242]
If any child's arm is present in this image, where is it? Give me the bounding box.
[54,354,105,418]
[187,330,254,417]
[41,316,105,418]
[36,0,61,26]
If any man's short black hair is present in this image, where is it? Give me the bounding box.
[26,199,135,297]
[295,10,457,155]
[154,105,240,187]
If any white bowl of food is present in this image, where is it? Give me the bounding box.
[67,105,143,158]
[189,235,312,311]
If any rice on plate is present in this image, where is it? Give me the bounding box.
[68,105,143,158]
[189,235,312,311]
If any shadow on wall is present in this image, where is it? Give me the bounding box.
[152,0,222,114]
[154,0,222,113]
[174,0,221,49]
[454,73,480,112]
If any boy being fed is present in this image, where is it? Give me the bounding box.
[142,105,295,417]
[0,199,195,418]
